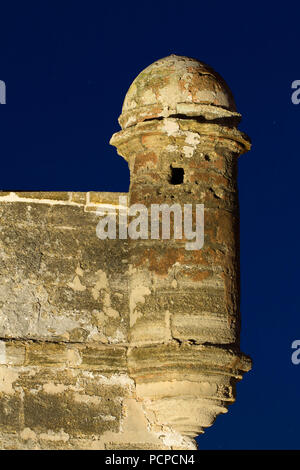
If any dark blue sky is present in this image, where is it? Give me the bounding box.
[1,2,299,449]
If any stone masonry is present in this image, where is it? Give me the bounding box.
[0,55,251,450]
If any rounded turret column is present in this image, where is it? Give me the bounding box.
[110,55,251,439]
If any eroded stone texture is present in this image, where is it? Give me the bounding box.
[0,55,251,449]
[0,195,129,344]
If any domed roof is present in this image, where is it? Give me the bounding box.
[119,55,239,129]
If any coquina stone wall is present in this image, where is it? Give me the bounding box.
[0,55,251,450]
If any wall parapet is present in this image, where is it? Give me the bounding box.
[0,191,127,212]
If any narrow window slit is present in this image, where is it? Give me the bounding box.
[170,167,184,185]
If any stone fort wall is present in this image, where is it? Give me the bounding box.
[0,55,252,450]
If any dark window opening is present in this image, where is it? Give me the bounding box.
[169,167,184,185]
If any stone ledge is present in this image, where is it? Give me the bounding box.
[0,340,128,372]
[0,191,128,210]
[128,342,252,381]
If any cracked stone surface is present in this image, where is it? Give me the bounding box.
[0,55,251,450]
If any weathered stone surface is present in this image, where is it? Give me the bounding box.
[0,55,251,449]
[0,201,129,343]
[119,55,240,129]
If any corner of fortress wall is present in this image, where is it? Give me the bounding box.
[0,55,251,450]
[0,190,197,450]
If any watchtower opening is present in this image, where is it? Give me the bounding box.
[169,167,184,185]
